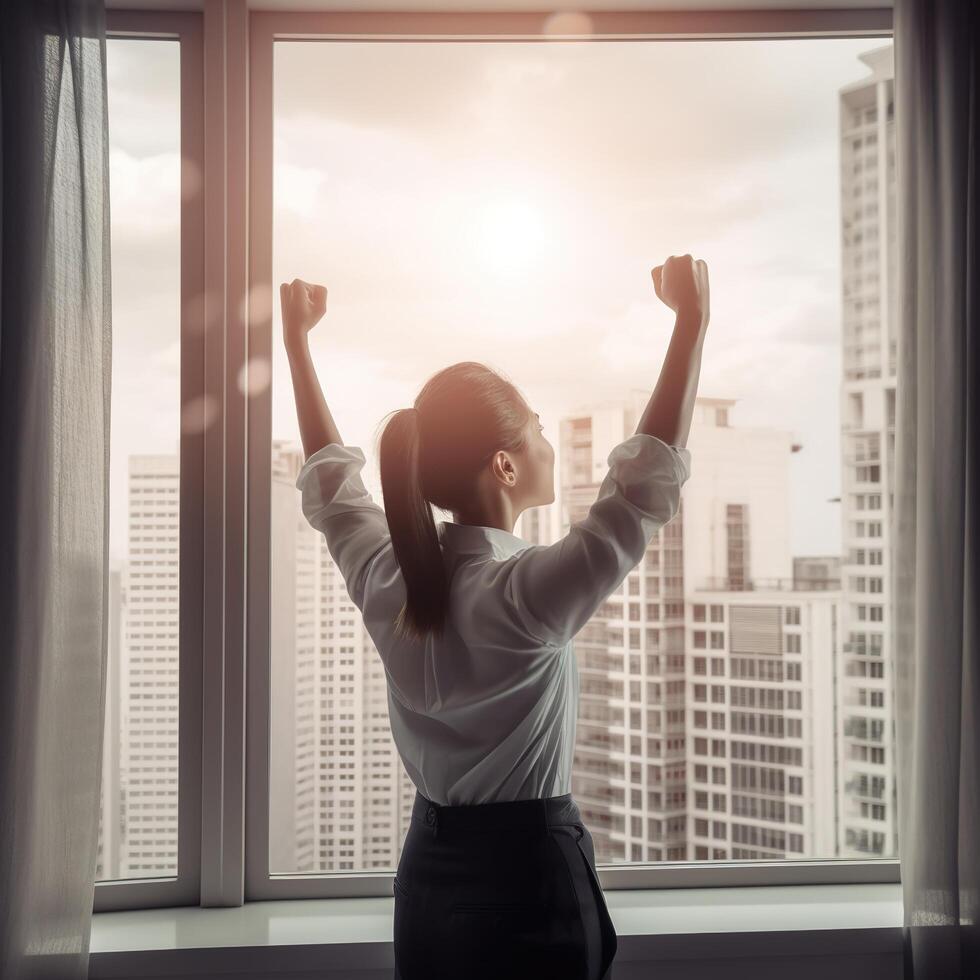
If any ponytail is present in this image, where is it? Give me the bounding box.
[379,407,449,641]
[378,362,533,642]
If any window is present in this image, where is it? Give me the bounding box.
[257,29,903,895]
[98,7,899,911]
[97,11,204,913]
[99,29,183,886]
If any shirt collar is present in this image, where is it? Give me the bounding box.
[438,520,532,559]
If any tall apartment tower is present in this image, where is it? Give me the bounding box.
[838,45,897,858]
[120,454,181,876]
[310,543,416,871]
[96,565,125,881]
[679,401,845,860]
[557,395,687,862]
[270,441,416,874]
[270,441,320,872]
[560,394,839,863]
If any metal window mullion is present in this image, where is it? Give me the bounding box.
[244,7,276,902]
[200,0,250,909]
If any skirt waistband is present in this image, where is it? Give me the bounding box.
[411,788,582,835]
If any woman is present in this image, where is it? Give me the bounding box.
[282,253,710,980]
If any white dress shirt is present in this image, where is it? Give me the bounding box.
[295,432,692,806]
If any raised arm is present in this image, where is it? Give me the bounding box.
[501,254,709,650]
[281,278,343,460]
[635,254,710,449]
[283,278,392,610]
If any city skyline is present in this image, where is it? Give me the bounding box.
[98,384,872,878]
[97,392,841,878]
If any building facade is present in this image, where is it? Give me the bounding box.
[837,45,897,858]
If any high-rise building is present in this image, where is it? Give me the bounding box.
[96,565,125,881]
[556,394,687,862]
[838,44,897,858]
[101,440,417,882]
[120,454,180,876]
[269,440,416,874]
[270,442,320,872]
[680,400,844,860]
[556,393,847,862]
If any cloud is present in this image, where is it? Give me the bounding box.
[109,150,181,238]
[106,39,179,158]
[274,161,328,215]
[274,41,489,138]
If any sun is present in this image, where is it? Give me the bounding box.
[473,198,548,277]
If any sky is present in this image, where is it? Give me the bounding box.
[106,35,890,564]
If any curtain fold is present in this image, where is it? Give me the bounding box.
[893,1,980,978]
[0,2,112,979]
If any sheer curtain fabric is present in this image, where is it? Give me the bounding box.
[893,1,979,977]
[0,2,112,979]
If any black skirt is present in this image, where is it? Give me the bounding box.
[392,788,618,980]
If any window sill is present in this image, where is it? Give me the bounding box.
[89,882,903,978]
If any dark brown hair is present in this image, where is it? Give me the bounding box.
[378,361,532,642]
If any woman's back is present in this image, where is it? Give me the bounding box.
[295,432,691,806]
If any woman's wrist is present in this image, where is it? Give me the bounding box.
[674,308,709,342]
[285,333,310,362]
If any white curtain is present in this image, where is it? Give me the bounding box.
[893,1,979,978]
[0,2,112,979]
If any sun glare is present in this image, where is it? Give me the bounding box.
[473,198,548,277]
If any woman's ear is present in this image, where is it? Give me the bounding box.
[492,450,518,487]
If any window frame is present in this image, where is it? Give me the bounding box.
[244,6,896,902]
[83,0,907,915]
[97,9,205,913]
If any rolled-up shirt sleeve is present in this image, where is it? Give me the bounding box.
[503,433,691,650]
[294,443,390,609]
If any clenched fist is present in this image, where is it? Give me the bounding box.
[651,255,710,330]
[280,278,328,349]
